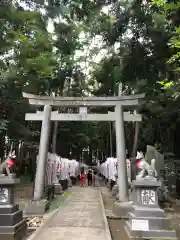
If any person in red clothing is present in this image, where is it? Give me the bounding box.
[80,171,86,187]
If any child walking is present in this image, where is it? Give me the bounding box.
[80,171,86,187]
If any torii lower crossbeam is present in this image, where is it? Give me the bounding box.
[25,111,142,122]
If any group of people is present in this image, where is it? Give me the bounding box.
[79,168,99,187]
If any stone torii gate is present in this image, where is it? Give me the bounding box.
[23,90,144,207]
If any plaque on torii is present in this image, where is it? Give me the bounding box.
[79,107,87,114]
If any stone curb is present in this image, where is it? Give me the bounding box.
[26,192,73,240]
[99,188,112,240]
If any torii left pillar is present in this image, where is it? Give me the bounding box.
[33,105,52,200]
[25,105,52,215]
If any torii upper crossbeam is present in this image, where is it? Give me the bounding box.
[22,92,144,106]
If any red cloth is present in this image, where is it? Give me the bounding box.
[137,160,141,169]
[80,173,86,185]
[8,158,14,168]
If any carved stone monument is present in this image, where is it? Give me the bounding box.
[145,145,176,206]
[145,145,164,178]
[125,176,177,240]
[0,174,26,240]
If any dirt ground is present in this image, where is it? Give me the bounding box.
[167,206,180,239]
[101,186,180,240]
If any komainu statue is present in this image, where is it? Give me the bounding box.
[0,151,16,176]
[136,147,175,208]
[136,151,156,180]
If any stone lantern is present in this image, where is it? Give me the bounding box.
[125,177,177,240]
[0,174,26,240]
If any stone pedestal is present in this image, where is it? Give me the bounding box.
[54,183,63,195]
[68,178,72,187]
[24,199,49,216]
[0,174,26,240]
[60,179,68,191]
[111,184,118,198]
[112,183,132,218]
[124,177,177,239]
[45,184,55,201]
[26,183,53,215]
[113,200,132,219]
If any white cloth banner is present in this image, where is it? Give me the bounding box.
[107,157,117,181]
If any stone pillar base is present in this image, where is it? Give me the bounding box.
[112,201,132,219]
[60,179,68,191]
[24,200,49,216]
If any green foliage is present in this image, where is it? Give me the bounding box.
[152,0,180,72]
[89,0,180,156]
[0,120,8,134]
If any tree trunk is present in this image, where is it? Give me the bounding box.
[51,89,64,154]
[132,122,140,158]
[109,122,113,157]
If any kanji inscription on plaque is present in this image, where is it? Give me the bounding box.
[141,189,156,205]
[0,188,8,203]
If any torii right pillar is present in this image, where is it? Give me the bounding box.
[113,85,140,218]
